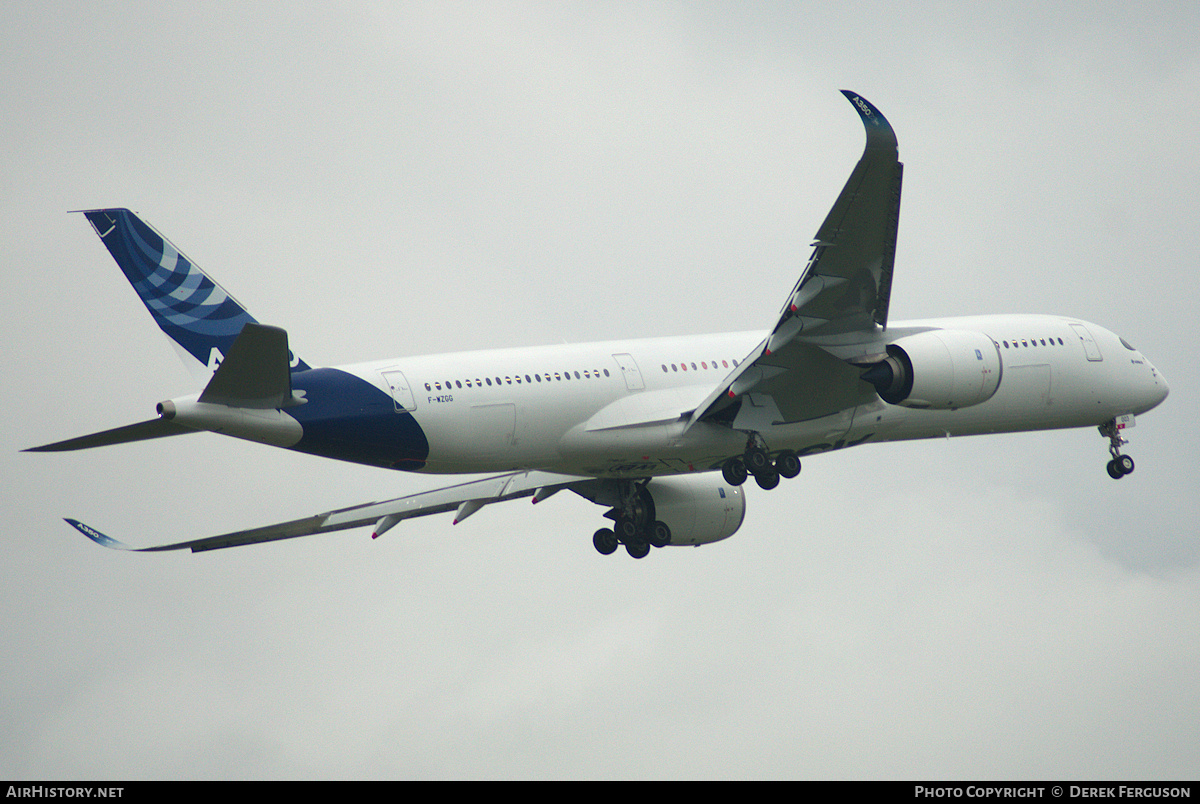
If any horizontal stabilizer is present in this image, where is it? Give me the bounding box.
[24,417,195,452]
[198,323,298,409]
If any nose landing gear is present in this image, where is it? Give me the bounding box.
[1100,418,1136,479]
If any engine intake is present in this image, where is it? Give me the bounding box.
[861,329,1002,409]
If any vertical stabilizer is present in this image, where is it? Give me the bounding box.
[77,208,309,379]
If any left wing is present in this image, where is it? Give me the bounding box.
[690,90,903,427]
[68,470,587,552]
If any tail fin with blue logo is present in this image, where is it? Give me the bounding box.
[24,210,309,454]
[77,208,310,379]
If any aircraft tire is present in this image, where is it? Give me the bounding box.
[1106,459,1125,480]
[616,516,640,542]
[755,467,781,490]
[626,540,650,559]
[775,451,801,479]
[594,528,618,555]
[722,458,748,486]
[746,449,770,474]
[649,520,671,548]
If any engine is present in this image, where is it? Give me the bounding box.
[861,329,1002,409]
[645,474,746,546]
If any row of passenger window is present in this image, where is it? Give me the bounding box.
[1002,337,1065,349]
[661,358,740,373]
[425,368,612,393]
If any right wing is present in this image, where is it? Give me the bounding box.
[690,90,903,428]
[67,470,588,553]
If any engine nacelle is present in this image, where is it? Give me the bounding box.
[646,474,746,546]
[861,329,1002,409]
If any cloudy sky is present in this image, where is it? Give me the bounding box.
[3,2,1198,779]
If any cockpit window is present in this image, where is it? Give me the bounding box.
[1120,337,1137,351]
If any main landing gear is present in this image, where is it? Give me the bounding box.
[721,438,801,491]
[593,482,672,559]
[1099,418,1136,479]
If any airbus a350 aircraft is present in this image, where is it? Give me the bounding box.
[28,91,1169,558]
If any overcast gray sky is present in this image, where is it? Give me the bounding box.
[3,2,1198,779]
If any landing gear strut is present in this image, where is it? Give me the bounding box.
[1099,418,1135,479]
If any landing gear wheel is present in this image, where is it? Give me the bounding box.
[754,467,780,490]
[615,516,640,542]
[648,520,671,548]
[722,457,748,486]
[775,451,801,479]
[593,528,618,555]
[745,449,770,475]
[1099,418,1135,481]
[1107,455,1135,478]
[625,540,650,559]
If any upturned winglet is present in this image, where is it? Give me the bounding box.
[839,90,897,151]
[66,519,140,551]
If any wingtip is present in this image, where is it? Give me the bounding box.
[64,518,133,550]
[839,90,897,150]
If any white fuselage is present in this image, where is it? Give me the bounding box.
[328,314,1168,479]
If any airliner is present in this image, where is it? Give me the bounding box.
[27,91,1169,558]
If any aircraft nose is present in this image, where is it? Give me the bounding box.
[1146,362,1169,409]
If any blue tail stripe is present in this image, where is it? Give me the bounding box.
[81,209,309,372]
